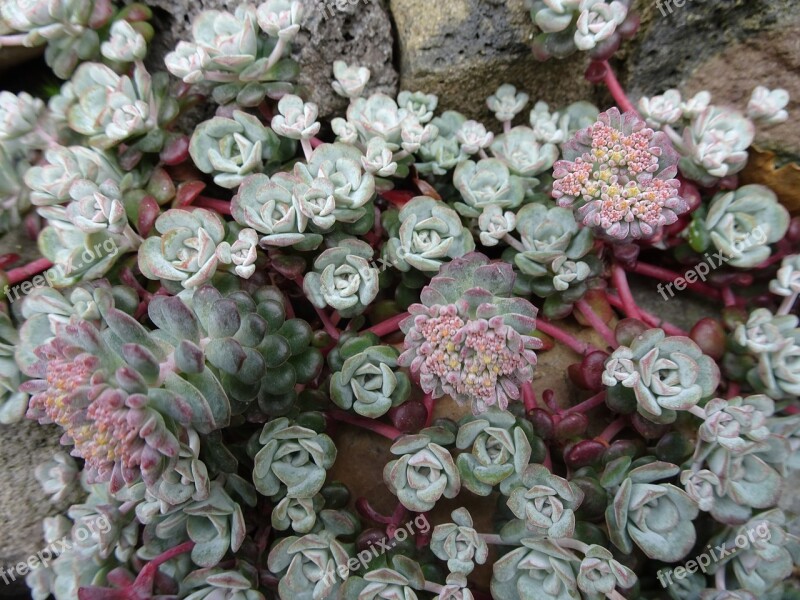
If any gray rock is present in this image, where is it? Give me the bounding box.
[389,0,598,123]
[137,0,397,117]
[0,421,73,599]
[625,0,800,157]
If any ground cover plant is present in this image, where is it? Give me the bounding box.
[0,0,798,598]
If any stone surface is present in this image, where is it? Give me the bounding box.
[625,0,800,157]
[389,0,598,123]
[0,421,75,598]
[137,0,398,118]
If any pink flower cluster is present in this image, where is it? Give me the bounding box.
[553,108,687,241]
[22,324,178,491]
[400,303,538,413]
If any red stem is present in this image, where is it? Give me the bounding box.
[365,311,409,338]
[194,196,232,215]
[563,391,607,415]
[605,292,687,336]
[598,417,628,443]
[575,298,617,348]
[423,393,434,428]
[327,408,402,440]
[627,261,722,300]
[292,276,340,340]
[0,253,20,270]
[600,61,636,114]
[522,381,537,412]
[726,382,741,399]
[5,257,53,285]
[612,264,643,320]
[536,318,595,355]
[356,497,393,524]
[722,286,737,308]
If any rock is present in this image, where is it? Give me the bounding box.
[137,0,397,118]
[389,0,598,123]
[625,0,800,157]
[0,421,73,598]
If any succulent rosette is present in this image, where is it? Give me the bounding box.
[384,426,460,512]
[605,461,699,562]
[253,417,336,499]
[726,510,794,594]
[346,93,409,147]
[553,107,687,242]
[490,126,559,179]
[455,408,537,495]
[602,328,720,424]
[699,395,774,454]
[704,185,790,269]
[505,464,585,539]
[329,334,411,418]
[490,538,579,600]
[0,312,30,424]
[452,158,525,217]
[139,207,227,289]
[181,565,265,600]
[399,253,542,413]
[303,237,379,318]
[430,508,489,575]
[384,196,475,273]
[576,544,636,598]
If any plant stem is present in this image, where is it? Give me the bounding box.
[536,318,594,355]
[365,311,409,337]
[327,408,402,440]
[502,234,526,253]
[688,405,707,420]
[522,381,537,412]
[423,581,445,594]
[575,298,617,348]
[564,391,607,415]
[600,60,636,114]
[726,382,740,399]
[627,261,722,300]
[194,196,232,215]
[356,497,393,524]
[605,292,687,336]
[778,292,798,316]
[313,305,340,340]
[423,393,434,428]
[5,257,53,285]
[301,138,313,161]
[598,416,628,443]
[612,264,643,320]
[722,286,737,308]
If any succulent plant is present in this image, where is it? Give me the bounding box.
[672,106,755,186]
[0,146,31,234]
[0,0,114,78]
[576,544,636,598]
[680,468,721,512]
[0,312,29,424]
[329,334,411,418]
[100,19,146,63]
[430,508,489,575]
[704,185,790,269]
[164,2,300,106]
[271,94,321,141]
[182,564,265,600]
[384,426,460,512]
[190,110,289,189]
[215,226,260,279]
[506,464,585,539]
[267,510,357,600]
[733,309,800,400]
[452,158,525,217]
[0,91,46,144]
[727,510,794,594]
[553,107,688,242]
[346,93,408,147]
[384,195,475,273]
[529,101,569,144]
[637,89,683,129]
[602,328,720,424]
[746,86,790,125]
[455,408,535,495]
[398,90,438,124]
[486,84,529,123]
[699,395,774,454]
[605,461,699,562]
[272,494,323,533]
[490,538,579,600]
[138,208,227,289]
[341,557,425,600]
[477,205,516,248]
[332,60,371,99]
[34,452,80,504]
[399,253,542,413]
[253,416,336,498]
[490,125,559,180]
[414,110,465,176]
[456,120,494,156]
[769,254,800,299]
[527,0,637,61]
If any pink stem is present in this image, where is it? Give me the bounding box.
[356,497,393,524]
[536,318,595,355]
[365,312,409,338]
[5,257,53,285]
[0,253,20,270]
[600,61,636,114]
[194,196,232,215]
[563,391,607,415]
[722,286,737,308]
[726,382,740,399]
[543,446,553,471]
[575,298,617,348]
[310,136,324,148]
[423,393,434,428]
[598,417,628,443]
[605,292,687,336]
[313,305,340,340]
[627,261,722,300]
[327,408,402,440]
[612,264,643,320]
[522,381,537,412]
